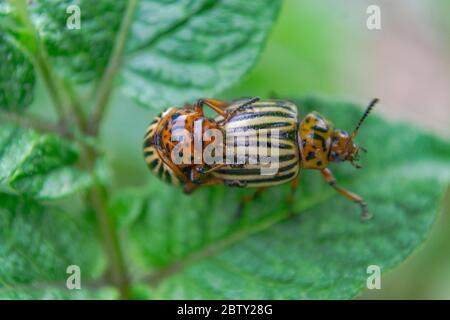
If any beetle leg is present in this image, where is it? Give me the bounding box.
[182,167,200,194]
[224,180,247,187]
[200,178,224,187]
[183,166,224,194]
[202,163,227,174]
[190,165,201,182]
[183,182,198,194]
[320,168,371,220]
[234,187,267,221]
[195,98,230,117]
[287,175,300,216]
[193,164,230,181]
[221,97,260,123]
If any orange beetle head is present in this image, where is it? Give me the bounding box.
[329,129,366,168]
[328,98,378,168]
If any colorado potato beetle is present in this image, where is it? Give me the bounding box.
[143,97,377,220]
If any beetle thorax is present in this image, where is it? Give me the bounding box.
[298,112,333,169]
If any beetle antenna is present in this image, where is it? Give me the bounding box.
[351,98,378,138]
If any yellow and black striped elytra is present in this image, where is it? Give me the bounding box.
[211,100,300,188]
[143,97,378,220]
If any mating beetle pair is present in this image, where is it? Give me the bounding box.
[143,97,377,220]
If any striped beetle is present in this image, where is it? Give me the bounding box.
[143,97,377,220]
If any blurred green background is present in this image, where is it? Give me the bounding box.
[29,0,450,299]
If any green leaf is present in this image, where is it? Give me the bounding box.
[0,193,114,299]
[23,0,280,102]
[114,97,450,299]
[0,124,92,199]
[0,34,35,110]
[122,0,281,109]
[30,0,126,82]
[6,0,280,101]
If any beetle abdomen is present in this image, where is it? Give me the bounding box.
[212,100,301,188]
[143,109,182,186]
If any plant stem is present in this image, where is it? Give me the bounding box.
[83,146,130,299]
[79,0,139,298]
[89,0,138,135]
[13,0,68,125]
[34,52,67,125]
[62,78,88,131]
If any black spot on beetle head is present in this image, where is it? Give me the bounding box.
[306,151,316,160]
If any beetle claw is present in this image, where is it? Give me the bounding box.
[360,202,372,221]
[351,160,363,169]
